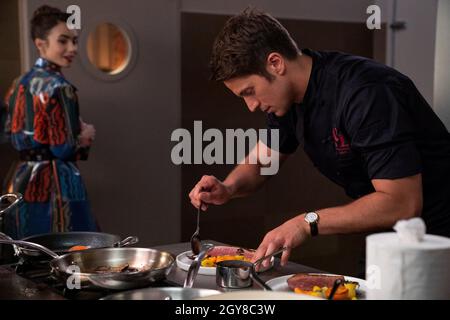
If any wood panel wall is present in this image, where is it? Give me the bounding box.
[180,13,386,277]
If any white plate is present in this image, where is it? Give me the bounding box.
[266,273,367,299]
[196,290,321,300]
[176,250,274,276]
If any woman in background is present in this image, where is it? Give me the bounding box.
[2,5,97,238]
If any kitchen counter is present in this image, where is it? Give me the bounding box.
[0,241,323,299]
[154,241,324,291]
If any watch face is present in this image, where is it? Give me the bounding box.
[305,212,318,223]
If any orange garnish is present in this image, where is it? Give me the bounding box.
[68,245,90,252]
[325,285,349,300]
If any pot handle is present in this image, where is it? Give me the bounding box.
[0,193,23,215]
[0,239,59,259]
[113,236,139,248]
[184,243,214,288]
[0,232,21,256]
[250,268,272,291]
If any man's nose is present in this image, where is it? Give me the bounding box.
[245,97,260,112]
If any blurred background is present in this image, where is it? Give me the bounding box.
[0,0,449,276]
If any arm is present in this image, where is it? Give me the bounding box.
[189,140,289,210]
[224,141,289,198]
[47,86,94,160]
[253,174,423,267]
[313,174,422,235]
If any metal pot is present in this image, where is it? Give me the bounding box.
[216,260,271,290]
[101,243,219,300]
[0,232,138,260]
[0,239,175,290]
[216,247,286,290]
[0,193,23,215]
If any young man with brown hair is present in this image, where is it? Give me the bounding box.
[189,9,450,268]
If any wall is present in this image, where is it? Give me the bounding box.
[0,0,21,192]
[376,0,438,105]
[0,0,21,99]
[22,0,182,246]
[8,0,444,275]
[434,0,450,129]
[181,0,373,21]
[179,0,380,277]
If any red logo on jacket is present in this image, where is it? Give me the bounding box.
[332,128,350,154]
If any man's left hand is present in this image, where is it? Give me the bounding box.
[251,214,310,269]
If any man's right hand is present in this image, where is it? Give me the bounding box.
[189,175,233,211]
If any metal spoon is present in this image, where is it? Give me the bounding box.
[190,201,202,256]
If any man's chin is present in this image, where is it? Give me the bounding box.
[273,110,286,117]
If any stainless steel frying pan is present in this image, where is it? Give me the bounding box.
[0,239,175,290]
[0,193,23,215]
[0,231,139,260]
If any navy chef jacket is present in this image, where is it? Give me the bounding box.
[266,49,450,237]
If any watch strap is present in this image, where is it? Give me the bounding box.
[310,221,318,237]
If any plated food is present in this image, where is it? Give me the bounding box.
[176,246,274,275]
[266,273,366,300]
[200,246,253,267]
[288,274,358,300]
[68,245,90,252]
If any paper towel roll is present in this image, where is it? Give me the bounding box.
[366,232,450,300]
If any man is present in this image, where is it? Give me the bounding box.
[189,9,450,268]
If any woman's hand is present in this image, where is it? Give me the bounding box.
[78,121,96,148]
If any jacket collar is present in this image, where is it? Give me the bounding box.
[34,57,62,74]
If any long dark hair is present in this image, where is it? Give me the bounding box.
[30,5,70,40]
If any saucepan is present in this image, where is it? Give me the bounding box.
[0,232,139,260]
[216,247,287,290]
[0,239,175,290]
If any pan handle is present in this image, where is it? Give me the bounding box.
[0,193,23,215]
[184,243,214,288]
[0,232,21,256]
[0,239,59,259]
[113,236,139,248]
[250,267,272,291]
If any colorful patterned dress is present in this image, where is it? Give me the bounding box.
[1,58,98,239]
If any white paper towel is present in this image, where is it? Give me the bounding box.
[366,223,450,300]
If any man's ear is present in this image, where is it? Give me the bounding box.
[266,52,286,76]
[34,38,47,55]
